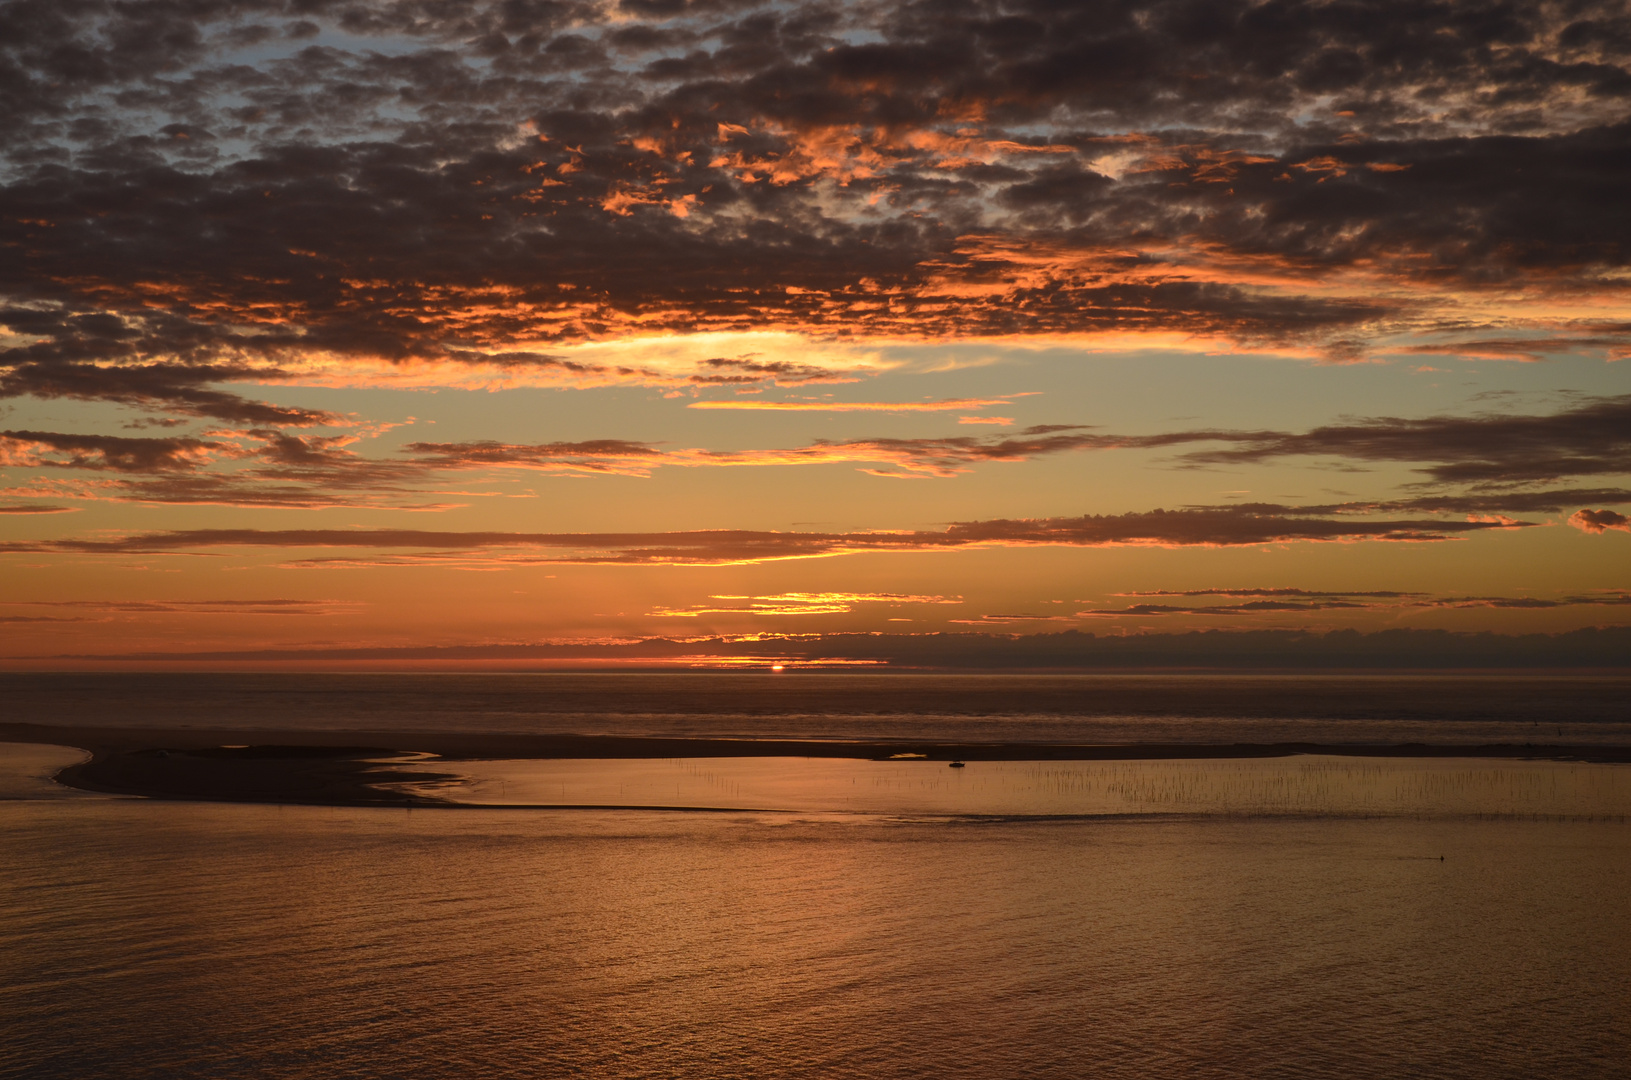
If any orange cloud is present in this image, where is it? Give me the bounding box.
[648,591,962,617]
[6,0,1631,407]
[1569,508,1631,534]
[687,396,1020,412]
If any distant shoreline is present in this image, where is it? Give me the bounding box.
[5,624,1631,674]
[6,723,1629,808]
[7,663,1631,675]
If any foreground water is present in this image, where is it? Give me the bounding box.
[2,747,1629,1078]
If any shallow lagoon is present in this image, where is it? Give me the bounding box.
[391,753,1631,819]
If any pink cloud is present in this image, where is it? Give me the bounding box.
[1569,508,1631,534]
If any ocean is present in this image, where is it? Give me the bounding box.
[2,674,1628,1078]
[5,671,1631,745]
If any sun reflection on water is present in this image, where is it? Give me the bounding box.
[385,755,1631,820]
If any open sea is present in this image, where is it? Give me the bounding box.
[4,671,1631,744]
[2,674,1629,1078]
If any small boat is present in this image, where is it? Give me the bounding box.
[948,761,966,768]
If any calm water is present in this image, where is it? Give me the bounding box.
[5,672,1631,745]
[390,754,1631,819]
[2,746,1629,1078]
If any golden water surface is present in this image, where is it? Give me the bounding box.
[1,746,1628,1079]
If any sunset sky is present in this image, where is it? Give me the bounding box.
[2,0,1629,666]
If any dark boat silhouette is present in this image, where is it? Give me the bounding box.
[949,761,966,768]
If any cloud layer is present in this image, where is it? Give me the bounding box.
[1182,394,1631,484]
[0,503,1536,566]
[3,0,1631,429]
[5,393,1627,510]
[0,3,1624,660]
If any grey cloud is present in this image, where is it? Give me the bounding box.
[1078,600,1372,616]
[1117,588,1426,599]
[8,598,359,615]
[0,305,338,424]
[0,429,216,472]
[0,502,76,513]
[405,438,664,471]
[0,505,1533,564]
[1410,593,1631,609]
[1082,591,1631,617]
[0,0,1627,395]
[0,359,336,427]
[4,393,1626,508]
[1181,395,1631,484]
[1569,507,1631,533]
[1314,488,1631,514]
[0,426,451,508]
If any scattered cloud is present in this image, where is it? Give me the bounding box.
[1,429,217,472]
[687,397,1018,413]
[3,0,1630,429]
[1177,395,1631,485]
[948,613,1078,624]
[1397,335,1631,364]
[1116,588,1426,599]
[0,502,75,514]
[5,599,363,616]
[3,393,1627,509]
[401,426,1160,478]
[1570,508,1631,534]
[1410,593,1631,610]
[0,357,340,426]
[648,591,961,617]
[1080,589,1631,618]
[1317,489,1631,515]
[0,505,1535,566]
[3,1,1628,653]
[1078,599,1372,617]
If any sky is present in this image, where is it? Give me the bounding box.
[1,0,1629,667]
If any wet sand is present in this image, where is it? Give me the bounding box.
[5,722,1629,807]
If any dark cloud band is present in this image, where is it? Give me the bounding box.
[3,0,1630,408]
[0,504,1534,565]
